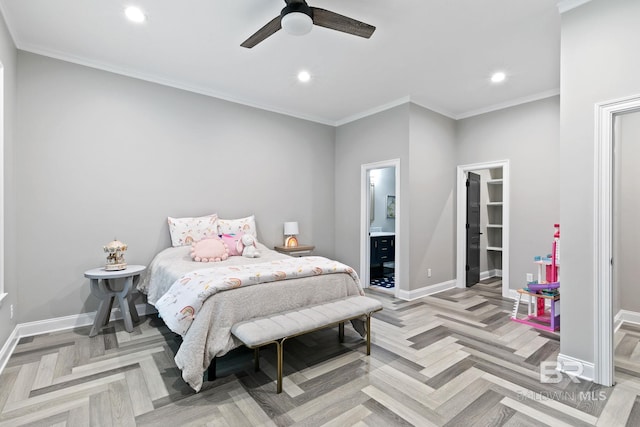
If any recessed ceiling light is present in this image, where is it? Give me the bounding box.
[491,71,507,84]
[297,70,311,83]
[125,6,146,23]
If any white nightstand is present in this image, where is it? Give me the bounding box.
[84,265,146,337]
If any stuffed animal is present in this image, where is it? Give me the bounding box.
[190,237,229,262]
[241,233,260,258]
[220,233,243,256]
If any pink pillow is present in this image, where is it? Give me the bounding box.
[220,233,244,256]
[190,237,229,262]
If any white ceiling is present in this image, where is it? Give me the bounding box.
[0,0,562,125]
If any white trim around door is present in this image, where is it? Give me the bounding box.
[456,160,510,296]
[360,159,401,299]
[594,93,640,387]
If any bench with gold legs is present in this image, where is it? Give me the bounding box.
[229,296,383,393]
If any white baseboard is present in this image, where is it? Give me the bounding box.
[16,303,156,338]
[0,326,20,380]
[615,309,640,332]
[615,310,624,332]
[396,279,456,301]
[0,303,157,377]
[557,353,595,383]
[398,271,503,301]
[481,269,502,280]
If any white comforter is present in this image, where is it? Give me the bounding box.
[155,256,361,336]
[137,243,364,391]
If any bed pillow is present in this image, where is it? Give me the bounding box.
[168,214,218,247]
[220,233,244,257]
[218,215,257,239]
[190,237,229,262]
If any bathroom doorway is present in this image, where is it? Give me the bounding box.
[360,159,401,298]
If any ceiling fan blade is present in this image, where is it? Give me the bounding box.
[311,8,375,39]
[241,15,282,48]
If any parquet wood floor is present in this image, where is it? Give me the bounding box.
[1,278,639,426]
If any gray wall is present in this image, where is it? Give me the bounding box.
[408,104,457,291]
[3,52,560,335]
[614,111,640,313]
[14,52,336,323]
[560,0,640,364]
[334,104,410,290]
[456,96,560,292]
[337,98,557,295]
[334,103,458,294]
[0,9,17,350]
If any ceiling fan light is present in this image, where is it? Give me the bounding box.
[281,12,313,36]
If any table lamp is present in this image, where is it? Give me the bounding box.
[284,222,299,247]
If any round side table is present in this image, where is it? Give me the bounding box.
[84,265,146,337]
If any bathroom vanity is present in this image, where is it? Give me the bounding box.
[370,232,395,279]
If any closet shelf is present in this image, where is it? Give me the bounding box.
[487,246,503,251]
[487,224,503,228]
[487,202,503,206]
[487,179,503,184]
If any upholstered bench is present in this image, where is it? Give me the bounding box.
[230,295,383,393]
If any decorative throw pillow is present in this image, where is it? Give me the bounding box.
[190,237,229,262]
[220,233,244,256]
[218,215,258,239]
[167,214,218,247]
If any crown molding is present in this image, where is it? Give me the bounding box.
[455,88,560,120]
[16,43,337,127]
[335,96,412,127]
[405,99,457,121]
[12,43,564,126]
[11,37,559,127]
[557,0,594,14]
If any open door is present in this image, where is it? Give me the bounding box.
[360,159,401,299]
[457,160,509,294]
[466,172,481,287]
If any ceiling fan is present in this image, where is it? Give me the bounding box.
[241,0,376,48]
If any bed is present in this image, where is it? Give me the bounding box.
[137,222,364,392]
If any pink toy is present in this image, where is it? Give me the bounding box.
[220,233,244,256]
[512,288,560,332]
[513,225,561,332]
[550,224,560,282]
[527,282,560,292]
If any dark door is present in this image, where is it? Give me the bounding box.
[466,172,481,287]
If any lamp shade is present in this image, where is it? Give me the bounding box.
[281,12,313,36]
[284,222,299,235]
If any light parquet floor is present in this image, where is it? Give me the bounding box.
[1,278,639,426]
